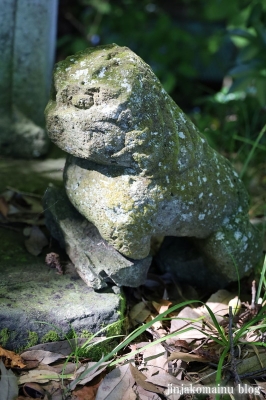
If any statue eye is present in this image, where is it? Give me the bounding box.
[71,94,94,109]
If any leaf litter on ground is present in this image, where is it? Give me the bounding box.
[0,187,49,257]
[0,360,19,400]
[1,282,266,399]
[1,186,266,398]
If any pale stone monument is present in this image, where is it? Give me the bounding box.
[0,0,58,157]
[44,44,262,289]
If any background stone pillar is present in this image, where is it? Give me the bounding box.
[0,0,58,157]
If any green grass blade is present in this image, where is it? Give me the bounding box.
[67,299,199,390]
[215,344,230,400]
[240,123,266,178]
[203,304,228,344]
[110,325,202,366]
[233,306,266,343]
[256,254,266,304]
[233,134,266,151]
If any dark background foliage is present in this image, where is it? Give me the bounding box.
[56,0,266,161]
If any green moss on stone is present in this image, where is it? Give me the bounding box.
[106,319,124,337]
[118,291,126,318]
[41,330,60,343]
[78,338,119,361]
[80,330,93,339]
[0,328,10,347]
[25,331,38,348]
[0,229,34,264]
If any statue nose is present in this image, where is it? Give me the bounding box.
[71,94,94,109]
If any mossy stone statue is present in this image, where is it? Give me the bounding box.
[45,44,262,284]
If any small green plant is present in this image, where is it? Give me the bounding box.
[41,330,60,343]
[66,299,198,393]
[0,328,10,347]
[70,321,125,360]
[25,331,39,349]
[69,320,125,362]
[105,319,124,337]
[80,329,93,339]
[227,1,266,107]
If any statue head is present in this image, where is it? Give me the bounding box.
[45,44,178,172]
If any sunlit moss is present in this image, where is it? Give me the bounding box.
[41,330,60,343]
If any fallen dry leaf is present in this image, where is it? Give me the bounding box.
[128,342,167,378]
[0,360,19,400]
[47,361,81,375]
[23,338,91,356]
[96,363,162,399]
[24,225,48,256]
[152,299,172,315]
[37,381,66,400]
[18,369,60,384]
[146,372,186,387]
[15,397,30,400]
[168,289,237,343]
[236,353,266,376]
[73,380,102,400]
[0,346,26,368]
[174,339,191,350]
[95,364,135,400]
[129,302,150,326]
[21,349,65,365]
[146,313,164,330]
[168,306,205,342]
[119,386,137,400]
[132,386,161,399]
[129,363,163,394]
[167,351,209,363]
[200,289,236,323]
[23,382,46,398]
[69,361,109,390]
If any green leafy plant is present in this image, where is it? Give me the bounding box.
[0,328,10,347]
[227,1,266,106]
[65,299,198,393]
[68,320,124,362]
[41,330,60,343]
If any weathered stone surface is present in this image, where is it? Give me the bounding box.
[0,0,58,157]
[0,227,123,351]
[43,186,152,289]
[45,43,262,281]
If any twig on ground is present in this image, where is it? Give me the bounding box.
[251,280,256,311]
[6,186,42,198]
[238,366,266,380]
[0,222,21,231]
